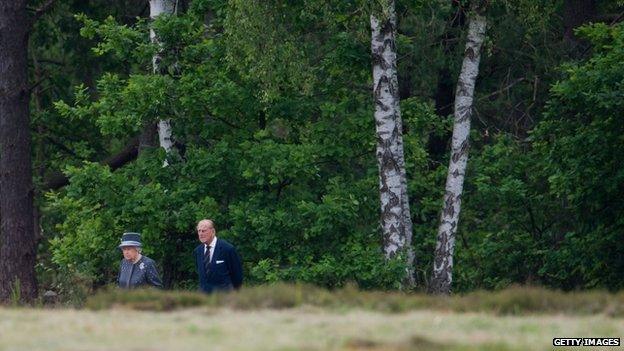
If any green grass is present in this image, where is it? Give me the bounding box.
[83,283,624,317]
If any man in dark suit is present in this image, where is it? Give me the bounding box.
[194,219,243,293]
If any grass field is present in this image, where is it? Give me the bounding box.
[1,306,622,351]
[1,285,623,351]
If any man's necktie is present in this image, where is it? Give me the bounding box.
[203,245,211,272]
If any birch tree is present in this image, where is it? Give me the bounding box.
[0,0,37,302]
[370,0,415,287]
[150,0,177,162]
[430,3,487,294]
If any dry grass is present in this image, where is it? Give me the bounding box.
[4,285,619,350]
[0,306,622,351]
[83,284,624,317]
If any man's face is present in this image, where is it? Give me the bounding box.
[197,223,215,244]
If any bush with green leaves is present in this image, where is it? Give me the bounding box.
[44,2,624,294]
[47,2,446,291]
[455,22,624,291]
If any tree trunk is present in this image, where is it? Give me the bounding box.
[0,0,37,302]
[429,2,467,161]
[430,7,486,295]
[138,120,158,155]
[370,0,415,288]
[564,0,597,43]
[150,0,176,163]
[43,137,140,190]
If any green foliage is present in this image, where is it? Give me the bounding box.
[35,0,624,295]
[456,22,624,291]
[47,152,221,286]
[530,22,624,289]
[77,14,151,64]
[47,2,442,291]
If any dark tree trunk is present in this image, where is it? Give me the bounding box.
[429,68,454,158]
[428,3,466,162]
[0,0,37,302]
[138,121,158,154]
[563,0,599,59]
[564,0,597,43]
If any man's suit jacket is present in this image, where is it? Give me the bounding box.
[194,238,243,293]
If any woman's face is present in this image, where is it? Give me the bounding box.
[121,246,139,261]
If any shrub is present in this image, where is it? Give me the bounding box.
[84,283,624,317]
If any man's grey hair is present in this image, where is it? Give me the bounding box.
[197,219,215,230]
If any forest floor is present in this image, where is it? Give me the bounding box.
[1,306,622,351]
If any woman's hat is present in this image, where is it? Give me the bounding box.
[119,232,142,248]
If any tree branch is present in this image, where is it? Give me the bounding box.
[36,58,64,66]
[28,75,48,94]
[438,77,527,112]
[27,0,58,31]
[32,0,57,21]
[206,114,242,129]
[44,136,78,158]
[479,77,526,102]
[43,137,139,191]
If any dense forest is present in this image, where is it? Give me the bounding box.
[1,0,623,303]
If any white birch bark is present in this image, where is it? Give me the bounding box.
[430,8,487,294]
[371,0,415,287]
[150,0,177,163]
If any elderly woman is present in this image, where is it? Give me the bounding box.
[117,232,162,289]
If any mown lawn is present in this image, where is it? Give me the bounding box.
[0,306,622,351]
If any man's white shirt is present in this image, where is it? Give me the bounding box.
[203,236,217,263]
